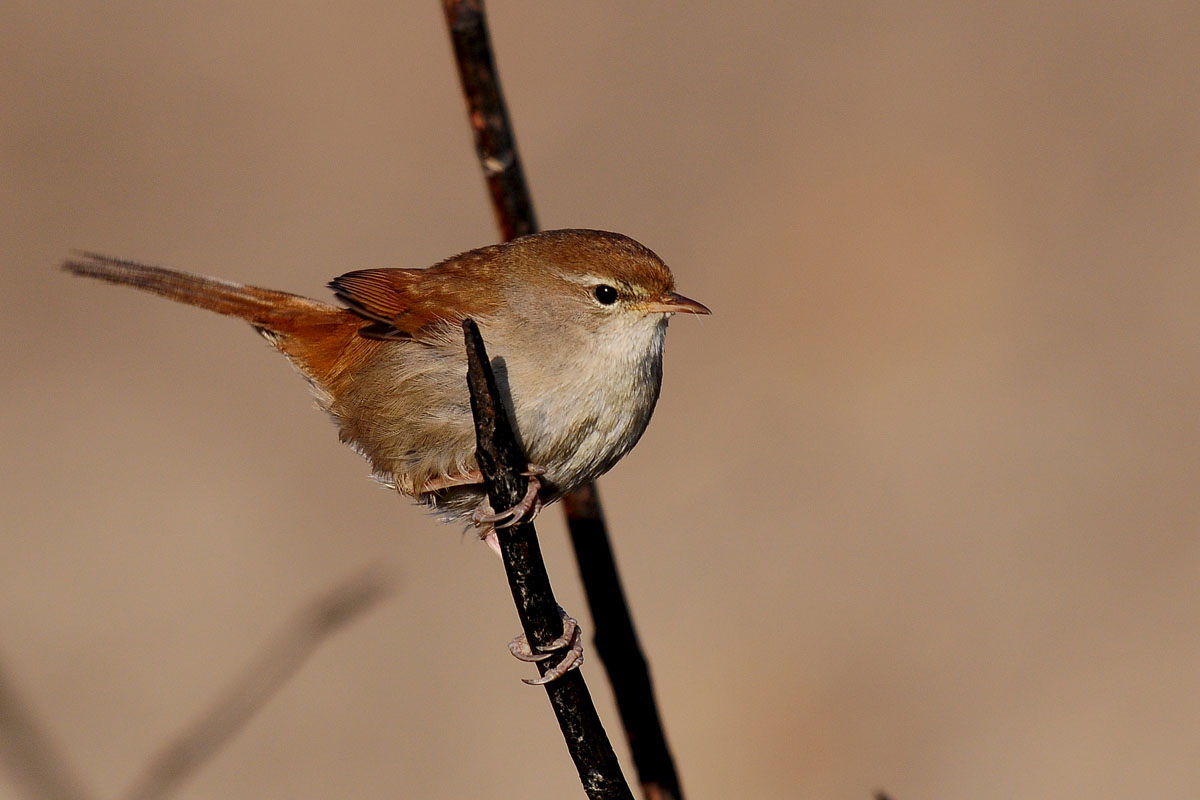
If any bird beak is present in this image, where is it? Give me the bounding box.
[643,290,711,316]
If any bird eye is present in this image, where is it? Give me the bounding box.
[592,284,619,305]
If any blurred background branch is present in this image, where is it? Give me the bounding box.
[0,656,96,800]
[119,564,393,800]
[1,565,392,800]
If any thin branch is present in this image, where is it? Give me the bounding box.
[441,0,537,241]
[441,3,684,797]
[119,564,394,800]
[462,319,632,800]
[564,487,683,800]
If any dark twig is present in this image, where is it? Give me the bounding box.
[462,319,632,800]
[441,0,537,241]
[441,3,683,797]
[564,487,682,800]
[119,565,393,800]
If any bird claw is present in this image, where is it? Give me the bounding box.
[472,468,545,529]
[509,608,584,685]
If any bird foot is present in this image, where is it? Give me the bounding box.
[509,607,584,685]
[472,467,546,530]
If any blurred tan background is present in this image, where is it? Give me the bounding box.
[3,2,1199,798]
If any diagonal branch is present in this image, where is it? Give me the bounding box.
[563,487,682,800]
[0,656,96,800]
[442,3,684,798]
[441,0,537,241]
[118,565,393,800]
[462,319,632,800]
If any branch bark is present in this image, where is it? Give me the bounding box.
[441,0,537,241]
[442,2,683,797]
[564,488,682,800]
[462,319,632,800]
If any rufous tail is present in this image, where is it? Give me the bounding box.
[63,252,344,331]
[63,252,369,390]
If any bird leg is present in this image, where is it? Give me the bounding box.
[470,466,579,683]
[509,606,584,685]
[471,466,546,529]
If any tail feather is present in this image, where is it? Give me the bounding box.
[63,252,339,335]
[63,252,374,394]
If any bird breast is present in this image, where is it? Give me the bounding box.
[323,313,668,506]
[504,315,668,493]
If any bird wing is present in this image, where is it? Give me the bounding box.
[328,267,502,341]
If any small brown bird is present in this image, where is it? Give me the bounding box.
[65,229,709,538]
